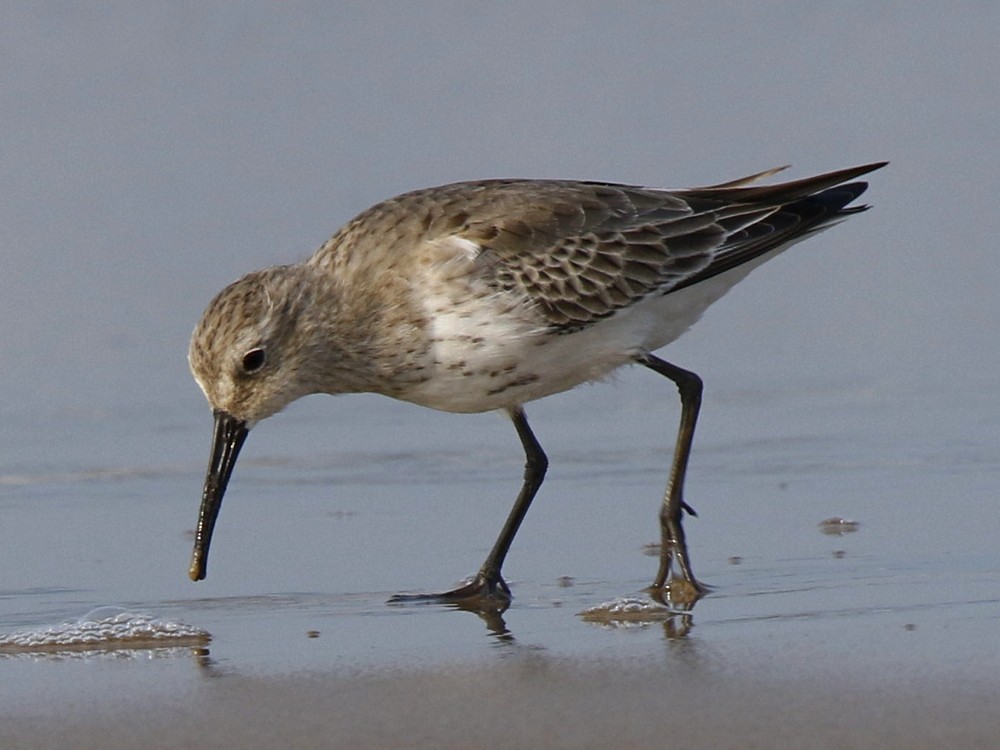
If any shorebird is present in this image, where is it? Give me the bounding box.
[187,161,885,604]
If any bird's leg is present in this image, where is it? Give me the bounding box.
[390,406,547,607]
[637,353,707,602]
[470,406,548,596]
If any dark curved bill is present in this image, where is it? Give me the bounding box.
[188,409,249,581]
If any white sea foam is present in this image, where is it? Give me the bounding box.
[578,595,680,627]
[0,606,210,654]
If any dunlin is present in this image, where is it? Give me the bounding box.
[188,162,885,604]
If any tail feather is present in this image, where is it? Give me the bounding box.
[670,169,883,293]
[683,161,888,204]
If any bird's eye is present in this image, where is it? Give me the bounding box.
[241,347,267,373]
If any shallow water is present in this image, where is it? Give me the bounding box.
[2,374,998,729]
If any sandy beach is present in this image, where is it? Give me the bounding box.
[5,652,1000,750]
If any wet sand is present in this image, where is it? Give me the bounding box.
[4,654,999,750]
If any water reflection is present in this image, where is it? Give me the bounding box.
[0,644,208,662]
[445,600,512,641]
[389,596,513,641]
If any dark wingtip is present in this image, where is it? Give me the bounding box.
[683,161,888,204]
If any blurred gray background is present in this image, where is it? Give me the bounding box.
[1,3,996,513]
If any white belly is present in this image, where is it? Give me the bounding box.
[400,249,779,413]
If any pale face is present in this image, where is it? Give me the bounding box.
[188,267,312,426]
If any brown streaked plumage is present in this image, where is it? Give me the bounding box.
[188,161,886,608]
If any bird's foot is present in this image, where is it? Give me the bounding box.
[389,571,511,610]
[645,575,708,609]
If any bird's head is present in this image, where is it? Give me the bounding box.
[186,265,316,581]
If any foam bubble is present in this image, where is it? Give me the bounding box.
[0,606,210,654]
